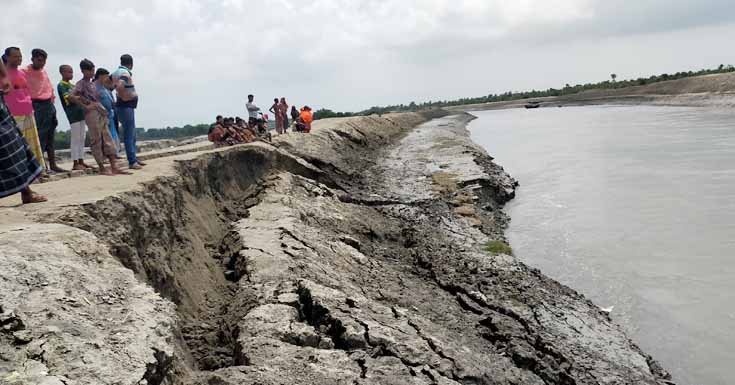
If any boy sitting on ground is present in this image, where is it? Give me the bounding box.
[235,117,256,143]
[208,115,229,146]
[294,117,306,133]
[224,117,246,144]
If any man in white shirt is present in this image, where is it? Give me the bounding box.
[246,94,260,127]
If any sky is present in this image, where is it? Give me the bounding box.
[2,0,734,129]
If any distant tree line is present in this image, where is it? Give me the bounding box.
[134,124,211,140]
[53,123,211,150]
[312,109,355,120]
[349,64,735,116]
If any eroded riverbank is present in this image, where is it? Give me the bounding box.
[1,112,672,384]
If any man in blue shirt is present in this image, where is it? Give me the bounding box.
[112,54,144,169]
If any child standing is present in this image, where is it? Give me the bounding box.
[57,64,90,170]
[94,68,121,154]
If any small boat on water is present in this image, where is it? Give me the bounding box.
[525,101,541,109]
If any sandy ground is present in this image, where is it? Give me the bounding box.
[0,144,202,227]
[0,142,273,227]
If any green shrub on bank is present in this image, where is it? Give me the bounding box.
[484,240,513,256]
[313,108,354,120]
[53,124,211,150]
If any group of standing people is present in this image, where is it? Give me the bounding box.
[249,94,314,135]
[61,54,143,173]
[0,46,143,204]
[269,97,291,134]
[269,97,314,134]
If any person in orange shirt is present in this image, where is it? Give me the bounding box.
[24,48,65,173]
[299,106,313,133]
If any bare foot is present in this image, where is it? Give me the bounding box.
[72,164,86,171]
[99,168,113,176]
[112,168,132,175]
[22,192,48,204]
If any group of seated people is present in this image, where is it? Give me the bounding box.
[208,115,262,146]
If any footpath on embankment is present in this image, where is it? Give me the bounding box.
[1,111,674,385]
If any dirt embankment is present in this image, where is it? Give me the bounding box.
[453,72,735,111]
[1,111,673,385]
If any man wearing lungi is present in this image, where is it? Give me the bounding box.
[25,48,66,173]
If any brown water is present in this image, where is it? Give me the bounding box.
[469,106,735,385]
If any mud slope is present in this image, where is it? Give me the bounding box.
[0,111,672,385]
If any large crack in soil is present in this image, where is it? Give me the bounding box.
[50,144,332,380]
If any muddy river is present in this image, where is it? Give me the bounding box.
[469,105,735,385]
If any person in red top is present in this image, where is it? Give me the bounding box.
[2,47,46,172]
[0,56,47,204]
[24,48,65,173]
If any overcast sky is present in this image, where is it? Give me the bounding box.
[2,0,734,129]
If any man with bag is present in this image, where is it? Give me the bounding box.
[112,54,144,169]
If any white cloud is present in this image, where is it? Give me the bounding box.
[2,0,734,128]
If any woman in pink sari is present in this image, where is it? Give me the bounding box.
[279,98,289,132]
[269,98,284,134]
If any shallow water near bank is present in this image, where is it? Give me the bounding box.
[469,105,735,385]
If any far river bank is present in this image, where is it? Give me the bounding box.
[450,71,735,112]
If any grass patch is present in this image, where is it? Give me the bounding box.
[431,172,458,193]
[484,240,513,256]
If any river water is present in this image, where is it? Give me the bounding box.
[469,106,735,385]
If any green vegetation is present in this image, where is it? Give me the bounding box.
[53,123,210,150]
[313,108,355,120]
[483,240,513,256]
[135,124,211,141]
[53,130,73,151]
